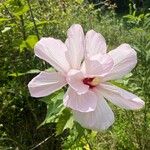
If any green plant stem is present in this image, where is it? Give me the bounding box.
[16,0,26,40]
[27,0,40,40]
[20,15,26,40]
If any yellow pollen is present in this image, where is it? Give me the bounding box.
[91,77,101,86]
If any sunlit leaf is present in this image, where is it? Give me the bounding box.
[38,89,65,128]
[41,89,64,104]
[8,68,55,77]
[9,69,41,77]
[0,18,9,23]
[1,27,11,33]
[20,40,27,52]
[75,0,84,4]
[26,35,38,49]
[26,21,48,29]
[56,108,71,135]
[38,100,64,128]
[64,116,74,130]
[13,5,29,17]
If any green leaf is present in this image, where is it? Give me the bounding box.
[56,108,71,135]
[75,0,84,4]
[41,89,64,104]
[13,5,29,17]
[47,99,63,120]
[26,21,48,29]
[73,122,86,143]
[8,68,55,77]
[38,89,65,128]
[20,40,27,52]
[26,35,38,49]
[75,122,85,136]
[64,116,74,130]
[26,69,41,74]
[20,35,39,52]
[1,27,11,33]
[8,69,41,77]
[0,18,9,23]
[38,100,64,128]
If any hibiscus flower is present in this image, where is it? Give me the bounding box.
[28,24,144,131]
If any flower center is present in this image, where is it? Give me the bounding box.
[83,77,100,88]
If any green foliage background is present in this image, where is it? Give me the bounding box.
[0,0,150,149]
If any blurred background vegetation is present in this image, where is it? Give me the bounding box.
[0,0,150,149]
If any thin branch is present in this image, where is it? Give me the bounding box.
[29,134,55,150]
[26,0,40,40]
[20,15,26,40]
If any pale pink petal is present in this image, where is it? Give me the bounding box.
[65,24,85,69]
[99,83,145,110]
[81,54,114,77]
[28,71,66,97]
[63,87,97,112]
[66,69,89,95]
[72,94,114,131]
[103,44,137,81]
[34,38,70,74]
[85,30,107,57]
